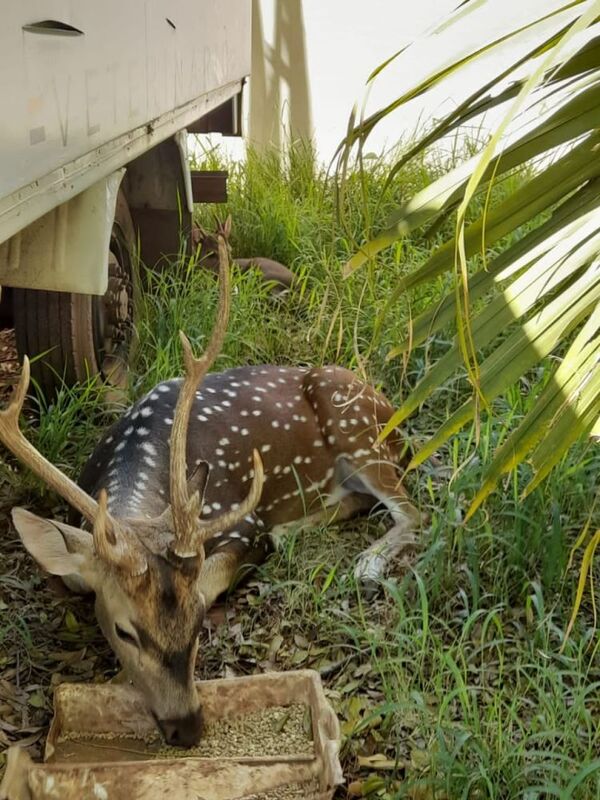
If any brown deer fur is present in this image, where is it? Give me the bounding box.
[192,226,294,292]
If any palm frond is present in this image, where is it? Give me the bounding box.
[341,0,600,505]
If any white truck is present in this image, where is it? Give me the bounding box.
[0,1,251,395]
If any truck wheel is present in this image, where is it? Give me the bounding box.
[13,190,138,399]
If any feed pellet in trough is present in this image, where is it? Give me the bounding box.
[55,704,313,762]
[244,780,320,799]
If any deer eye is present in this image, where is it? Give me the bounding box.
[114,624,138,647]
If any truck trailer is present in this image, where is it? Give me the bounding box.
[0,1,251,395]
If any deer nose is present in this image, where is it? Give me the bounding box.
[158,708,203,748]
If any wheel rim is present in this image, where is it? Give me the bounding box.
[92,226,136,389]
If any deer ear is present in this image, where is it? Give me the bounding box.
[192,224,209,247]
[11,507,96,582]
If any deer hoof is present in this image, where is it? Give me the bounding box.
[353,552,388,590]
[354,528,419,593]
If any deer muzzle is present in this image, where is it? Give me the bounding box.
[155,706,204,748]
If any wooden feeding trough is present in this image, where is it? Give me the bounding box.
[0,670,342,800]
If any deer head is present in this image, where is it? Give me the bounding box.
[0,219,264,747]
[192,220,230,266]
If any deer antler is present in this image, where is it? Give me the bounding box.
[0,359,103,524]
[168,219,265,559]
[0,360,147,575]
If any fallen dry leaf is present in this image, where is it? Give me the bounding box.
[357,753,409,770]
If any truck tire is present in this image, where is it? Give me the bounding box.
[13,190,138,399]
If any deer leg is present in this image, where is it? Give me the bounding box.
[199,522,274,609]
[339,460,422,591]
[353,519,418,590]
[234,258,294,292]
[269,491,374,547]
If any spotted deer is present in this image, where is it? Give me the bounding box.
[0,226,422,749]
[192,224,294,293]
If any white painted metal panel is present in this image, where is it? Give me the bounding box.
[0,0,251,237]
[0,170,124,294]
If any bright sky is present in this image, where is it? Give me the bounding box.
[195,0,579,165]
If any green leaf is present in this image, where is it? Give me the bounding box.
[466,302,600,514]
[388,182,600,355]
[28,690,46,708]
[381,228,600,440]
[339,1,586,152]
[342,0,600,506]
[346,131,600,279]
[406,261,600,467]
[379,73,600,244]
[64,610,79,632]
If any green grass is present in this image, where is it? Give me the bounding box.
[2,144,599,797]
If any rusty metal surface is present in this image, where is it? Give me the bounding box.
[191,171,228,204]
[124,137,194,268]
